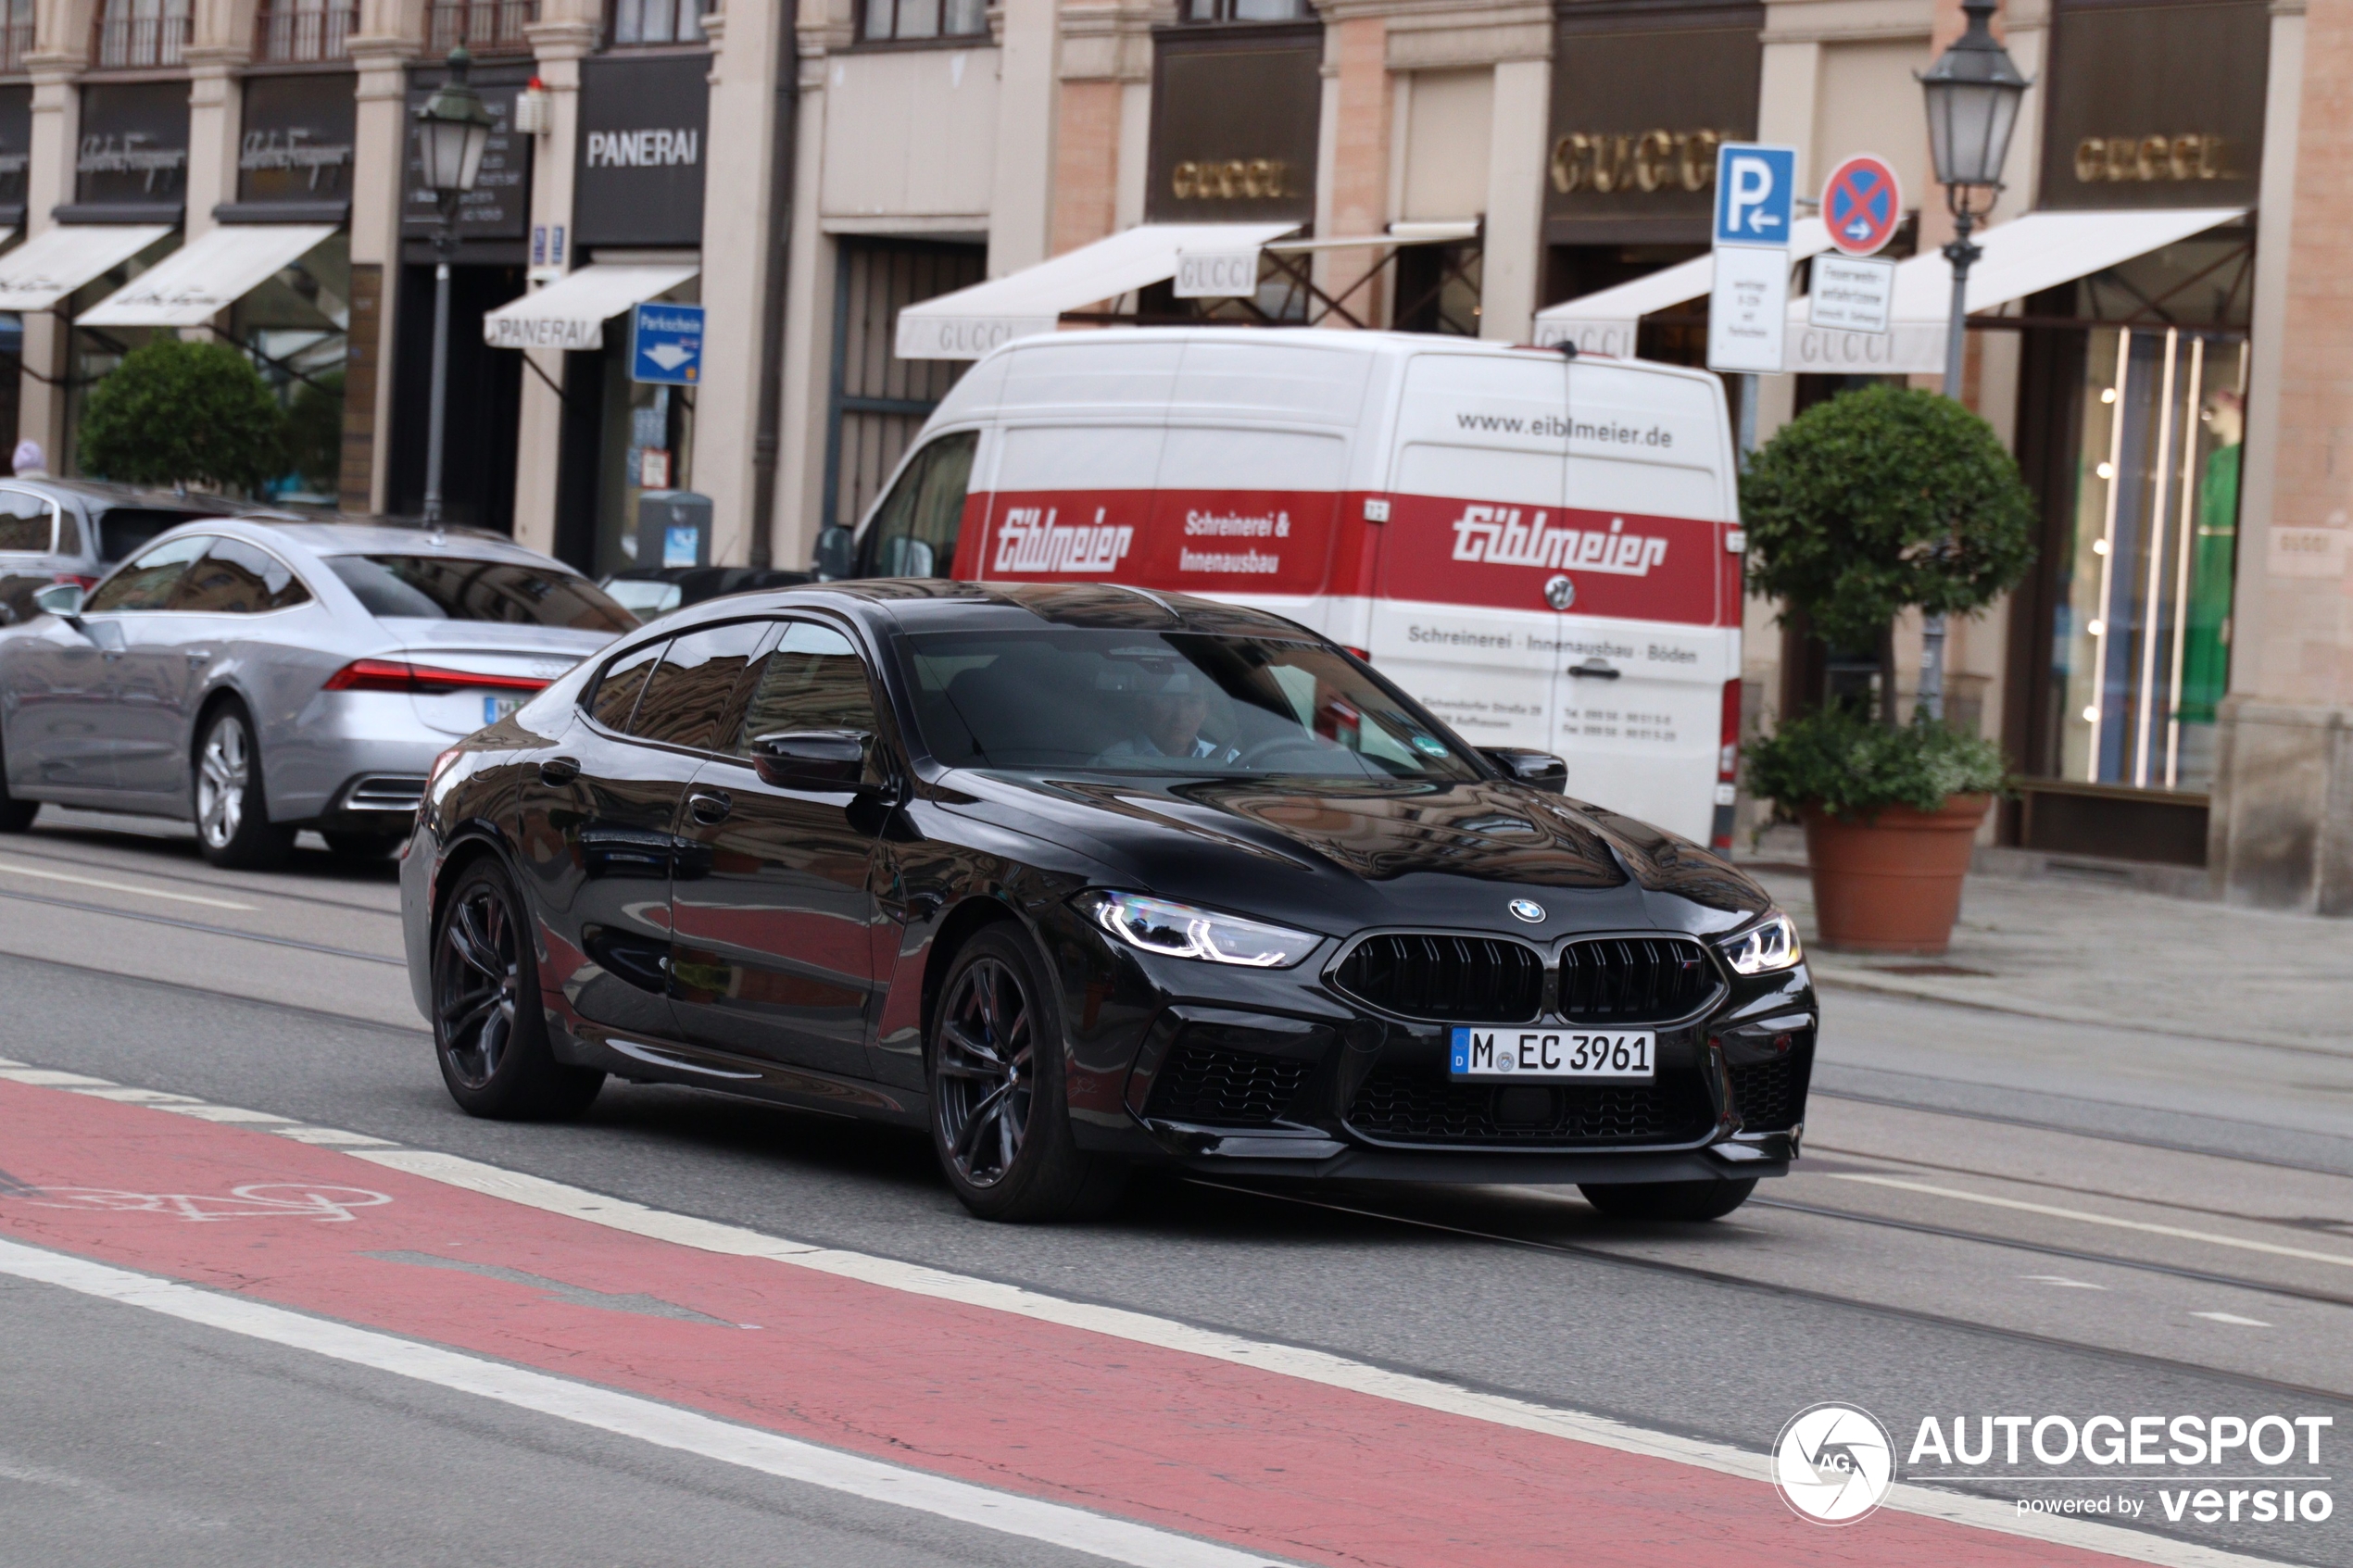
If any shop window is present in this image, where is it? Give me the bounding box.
[861,0,986,43]
[0,0,31,72]
[425,0,536,55]
[92,0,188,69]
[1392,242,1482,336]
[824,237,984,537]
[233,232,351,508]
[1180,0,1309,20]
[253,0,352,62]
[609,0,710,46]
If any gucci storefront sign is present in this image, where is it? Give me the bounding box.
[1146,27,1320,225]
[2072,134,2229,185]
[1170,158,1295,203]
[1550,131,1734,195]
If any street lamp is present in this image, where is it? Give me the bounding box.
[1914,0,2029,720]
[414,46,494,525]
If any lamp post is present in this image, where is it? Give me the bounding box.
[413,46,495,525]
[1914,0,2029,721]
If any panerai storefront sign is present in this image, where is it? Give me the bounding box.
[2039,0,2267,209]
[573,53,710,249]
[1545,0,1762,244]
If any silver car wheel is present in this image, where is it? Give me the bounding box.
[196,712,250,849]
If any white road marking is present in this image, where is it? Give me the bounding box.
[2191,1311,2273,1328]
[0,1068,117,1087]
[2019,1274,2107,1289]
[0,1238,1293,1568]
[0,859,257,910]
[1827,1172,2353,1270]
[347,1148,2288,1568]
[0,1069,2305,1568]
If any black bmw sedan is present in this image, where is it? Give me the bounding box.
[400,582,1815,1223]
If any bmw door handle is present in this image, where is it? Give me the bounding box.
[539,757,581,786]
[687,788,733,826]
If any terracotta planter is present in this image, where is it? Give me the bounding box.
[1801,795,1992,955]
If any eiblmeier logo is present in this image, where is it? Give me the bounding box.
[1774,1403,1897,1524]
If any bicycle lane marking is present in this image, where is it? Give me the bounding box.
[0,1078,2259,1568]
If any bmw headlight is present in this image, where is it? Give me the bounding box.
[1074,890,1320,969]
[1717,910,1804,975]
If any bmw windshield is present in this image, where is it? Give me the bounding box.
[898,630,1481,781]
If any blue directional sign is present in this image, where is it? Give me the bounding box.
[630,303,704,386]
[1713,143,1796,247]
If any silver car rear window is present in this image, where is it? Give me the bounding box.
[328,555,637,632]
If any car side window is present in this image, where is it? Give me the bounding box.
[0,489,53,554]
[856,431,977,578]
[82,535,212,613]
[624,621,770,752]
[170,537,313,614]
[587,639,669,731]
[732,621,879,754]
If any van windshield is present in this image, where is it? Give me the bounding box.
[899,629,1478,781]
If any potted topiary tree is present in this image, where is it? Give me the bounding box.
[78,338,287,495]
[1740,384,2034,954]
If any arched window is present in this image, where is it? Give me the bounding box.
[93,0,190,68]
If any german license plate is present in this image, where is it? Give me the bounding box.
[483,694,526,724]
[1450,1027,1655,1081]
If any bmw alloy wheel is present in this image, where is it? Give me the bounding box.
[436,883,521,1090]
[935,956,1034,1187]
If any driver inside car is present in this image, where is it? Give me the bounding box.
[1093,663,1243,765]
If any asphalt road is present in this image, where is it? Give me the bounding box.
[1,806,2348,1568]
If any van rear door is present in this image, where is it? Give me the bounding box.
[1370,349,1736,842]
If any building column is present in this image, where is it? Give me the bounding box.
[1479,55,1546,344]
[18,56,78,467]
[1318,8,1388,322]
[771,9,839,573]
[694,5,786,567]
[988,0,1058,275]
[2210,0,2353,913]
[182,49,245,246]
[347,32,417,515]
[508,17,594,558]
[1052,0,1146,256]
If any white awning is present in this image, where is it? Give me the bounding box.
[481,262,698,351]
[896,222,1299,360]
[0,224,173,313]
[1531,219,1834,357]
[1264,220,1480,254]
[1788,207,2247,375]
[79,223,338,328]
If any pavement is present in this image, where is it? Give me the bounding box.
[1738,846,2350,1058]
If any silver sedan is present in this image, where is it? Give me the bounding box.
[0,518,636,868]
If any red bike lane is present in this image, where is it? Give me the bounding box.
[0,1078,2156,1568]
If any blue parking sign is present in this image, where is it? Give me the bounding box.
[1713,144,1796,246]
[630,303,704,386]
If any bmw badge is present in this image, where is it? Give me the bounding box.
[1508,898,1546,924]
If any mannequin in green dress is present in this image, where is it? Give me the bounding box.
[2178,389,2241,725]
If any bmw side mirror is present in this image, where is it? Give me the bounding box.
[814,526,855,581]
[1481,747,1567,793]
[32,582,84,622]
[749,729,869,792]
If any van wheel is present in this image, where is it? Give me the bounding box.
[927,925,1126,1223]
[1579,1177,1756,1222]
[194,703,295,870]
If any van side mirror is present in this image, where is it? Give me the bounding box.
[749,729,869,791]
[32,582,84,621]
[1480,747,1567,793]
[814,527,854,581]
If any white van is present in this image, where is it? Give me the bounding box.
[823,328,1744,847]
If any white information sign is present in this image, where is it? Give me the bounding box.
[1807,254,1897,333]
[1707,242,1790,373]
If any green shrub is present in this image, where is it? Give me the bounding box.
[1741,383,2036,652]
[1745,707,2008,822]
[80,338,287,494]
